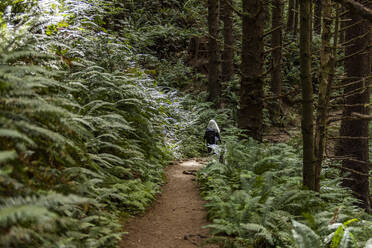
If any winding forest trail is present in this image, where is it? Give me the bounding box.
[120,159,218,248]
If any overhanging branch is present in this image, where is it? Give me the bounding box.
[332,0,372,22]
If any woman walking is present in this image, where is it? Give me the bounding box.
[203,119,221,153]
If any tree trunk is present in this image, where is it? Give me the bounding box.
[287,0,295,32]
[338,0,370,211]
[314,0,336,192]
[300,0,315,191]
[271,0,283,120]
[238,0,265,141]
[208,0,221,105]
[314,0,322,34]
[340,6,345,46]
[221,0,234,83]
[294,0,299,33]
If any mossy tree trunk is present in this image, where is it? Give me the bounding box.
[338,0,370,211]
[314,0,322,34]
[238,0,265,141]
[287,0,295,33]
[300,0,315,191]
[208,0,221,106]
[221,0,234,83]
[221,0,234,107]
[314,0,335,192]
[271,0,283,120]
[294,0,299,33]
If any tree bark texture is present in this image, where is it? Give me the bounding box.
[300,0,315,191]
[314,0,335,192]
[338,0,370,211]
[314,0,322,34]
[271,0,283,118]
[238,0,265,142]
[208,0,221,105]
[221,0,234,82]
[287,0,295,32]
[340,6,345,46]
[294,0,299,33]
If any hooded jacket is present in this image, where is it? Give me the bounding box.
[204,119,221,144]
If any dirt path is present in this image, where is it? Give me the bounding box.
[120,159,217,248]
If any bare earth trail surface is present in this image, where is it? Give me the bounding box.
[120,159,218,248]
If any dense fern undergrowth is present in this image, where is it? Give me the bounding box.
[198,139,372,248]
[0,1,205,247]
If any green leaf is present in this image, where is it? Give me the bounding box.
[332,225,345,248]
[343,218,358,227]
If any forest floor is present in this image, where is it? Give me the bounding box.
[120,159,218,248]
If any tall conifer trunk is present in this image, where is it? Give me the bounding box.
[208,0,221,105]
[314,0,322,34]
[287,0,295,32]
[294,0,299,33]
[221,0,234,83]
[300,0,315,190]
[271,0,283,119]
[239,0,265,141]
[314,0,336,192]
[338,0,370,211]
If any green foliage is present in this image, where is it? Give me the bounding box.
[0,194,124,248]
[365,239,372,248]
[292,220,322,248]
[0,0,185,246]
[198,139,372,248]
[326,219,359,248]
[292,218,366,248]
[124,0,202,59]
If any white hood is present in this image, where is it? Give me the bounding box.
[207,119,220,134]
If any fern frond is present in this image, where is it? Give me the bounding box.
[292,220,322,248]
[365,239,372,248]
[0,150,17,163]
[0,129,35,146]
[241,223,274,245]
[15,121,73,146]
[63,167,105,179]
[0,205,56,227]
[339,229,354,248]
[2,98,72,117]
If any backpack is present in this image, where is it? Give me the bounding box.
[205,128,217,144]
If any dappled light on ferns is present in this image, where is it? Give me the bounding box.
[0,2,179,247]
